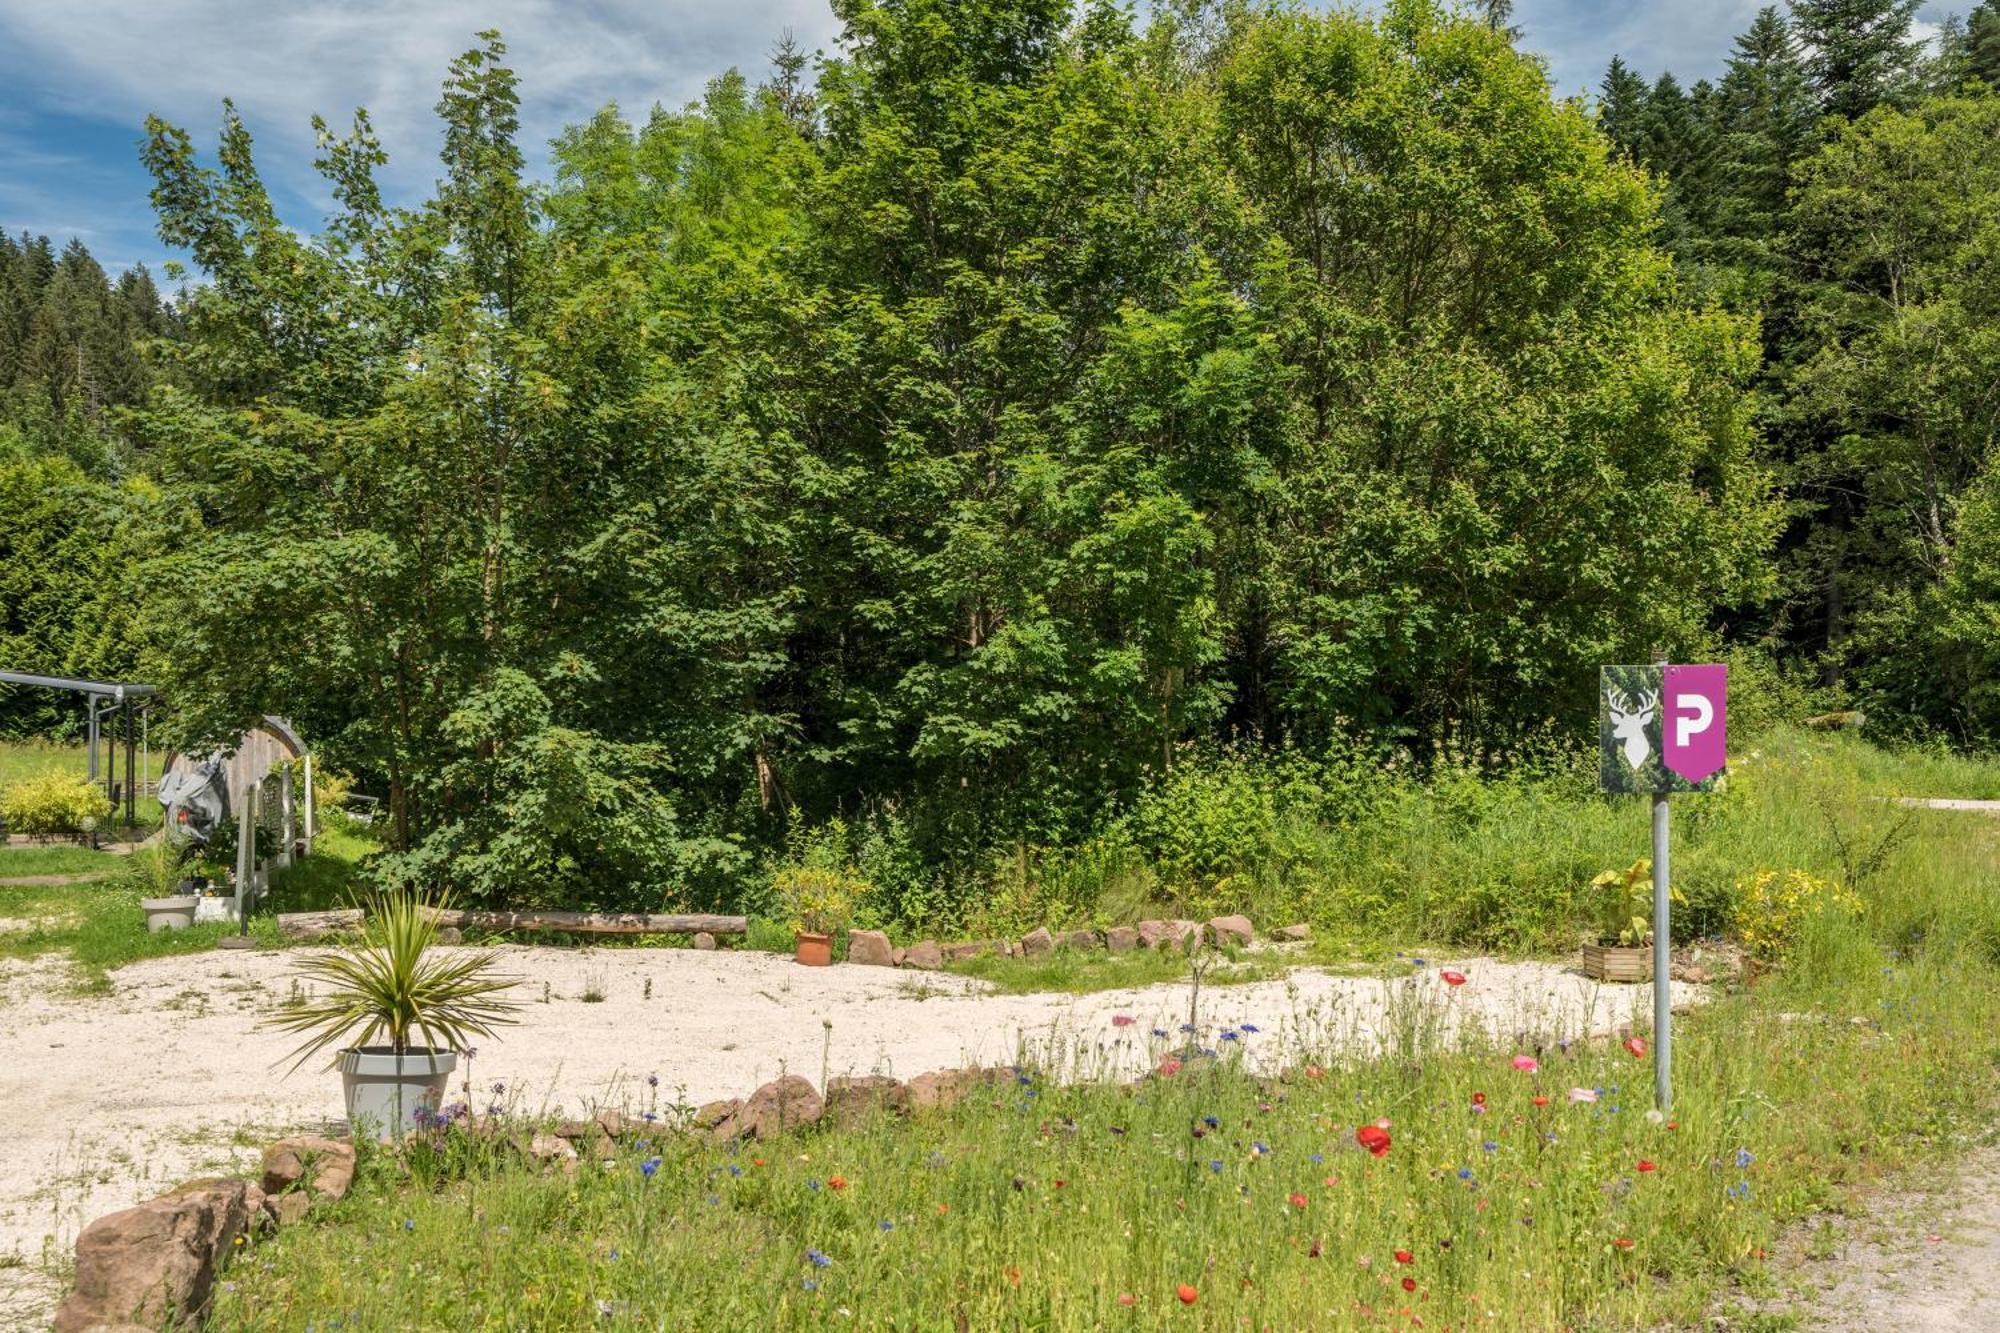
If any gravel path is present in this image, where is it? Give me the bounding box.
[0,945,1702,1329]
[1755,1145,2000,1332]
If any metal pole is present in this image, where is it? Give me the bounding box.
[86,697,100,783]
[1652,789,1672,1110]
[303,752,315,848]
[123,699,136,830]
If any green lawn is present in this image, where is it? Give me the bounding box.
[0,844,128,879]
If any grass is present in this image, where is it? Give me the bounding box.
[0,738,167,832]
[0,844,128,878]
[205,948,2000,1331]
[946,942,1349,996]
[185,729,2000,1329]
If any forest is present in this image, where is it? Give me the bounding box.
[2,0,1997,919]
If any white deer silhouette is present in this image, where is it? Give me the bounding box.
[1606,687,1659,771]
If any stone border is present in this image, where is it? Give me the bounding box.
[847,914,1309,970]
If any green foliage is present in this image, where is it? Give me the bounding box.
[0,772,111,842]
[263,889,521,1067]
[771,822,868,935]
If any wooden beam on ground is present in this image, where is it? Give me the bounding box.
[277,908,365,940]
[420,907,747,937]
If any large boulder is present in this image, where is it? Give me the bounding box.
[1019,927,1055,958]
[1057,929,1098,952]
[1207,915,1255,947]
[905,1067,992,1113]
[1137,919,1200,952]
[902,940,943,970]
[1271,923,1311,943]
[942,940,991,962]
[55,1178,257,1332]
[825,1074,909,1122]
[847,929,895,967]
[258,1135,356,1204]
[1104,926,1139,952]
[737,1074,824,1140]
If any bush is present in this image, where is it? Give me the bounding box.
[1735,868,1864,961]
[0,774,112,843]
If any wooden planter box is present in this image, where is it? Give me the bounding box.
[1582,943,1652,982]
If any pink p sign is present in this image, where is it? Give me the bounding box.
[1662,664,1727,785]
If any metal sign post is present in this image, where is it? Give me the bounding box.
[1599,662,1727,1111]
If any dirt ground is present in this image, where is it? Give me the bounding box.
[0,945,1700,1329]
[1747,1144,2000,1332]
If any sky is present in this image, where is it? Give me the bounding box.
[0,0,1964,278]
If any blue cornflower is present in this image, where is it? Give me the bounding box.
[1458,1168,1473,1180]
[1203,1115,1220,1129]
[647,1073,659,1088]
[403,1219,414,1232]
[802,1279,819,1292]
[1253,1142,1270,1154]
[1220,1031,1240,1043]
[1209,1160,1224,1172]
[1411,958,1428,966]
[1180,1023,1196,1033]
[729,1165,744,1177]
[492,1081,505,1095]
[1151,1028,1168,1038]
[1727,1180,1752,1200]
[1481,1141,1498,1153]
[609,1249,620,1261]
[707,1195,720,1206]
[807,1248,833,1268]
[1735,1147,1754,1169]
[643,1111,658,1123]
[879,1220,894,1231]
[807,1179,822,1191]
[1017,1073,1032,1085]
[1239,1023,1260,1034]
[1310,1153,1324,1165]
[642,1156,661,1178]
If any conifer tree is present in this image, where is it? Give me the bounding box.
[1789,0,1921,118]
[1715,7,1819,256]
[1969,0,2000,87]
[1598,56,1649,158]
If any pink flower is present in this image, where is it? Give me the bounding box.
[1568,1087,1598,1103]
[1511,1055,1539,1072]
[1111,1015,1136,1027]
[1440,970,1467,987]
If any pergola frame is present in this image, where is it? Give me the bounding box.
[0,670,159,830]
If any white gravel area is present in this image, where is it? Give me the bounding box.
[0,944,1705,1328]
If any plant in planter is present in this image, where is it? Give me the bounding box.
[124,838,200,932]
[773,865,862,966]
[265,889,519,1139]
[1582,858,1684,982]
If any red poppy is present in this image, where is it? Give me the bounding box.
[1531,1095,1549,1107]
[1289,1192,1309,1209]
[1005,1265,1021,1286]
[1624,1036,1647,1059]
[1636,1160,1657,1173]
[1054,1179,1067,1189]
[1304,1065,1325,1079]
[937,1203,949,1214]
[1177,1284,1199,1305]
[1308,1239,1323,1258]
[1117,1293,1136,1307]
[1112,1015,1136,1027]
[1356,1125,1392,1157]
[1612,1238,1635,1250]
[1158,1058,1183,1078]
[752,1158,765,1167]
[1440,970,1467,987]
[1402,1277,1418,1293]
[828,1176,848,1191]
[1394,1250,1414,1265]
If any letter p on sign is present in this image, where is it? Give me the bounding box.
[1662,664,1726,785]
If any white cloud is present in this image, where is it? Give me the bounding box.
[0,0,841,217]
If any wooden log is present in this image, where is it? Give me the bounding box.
[278,908,365,940]
[420,908,747,937]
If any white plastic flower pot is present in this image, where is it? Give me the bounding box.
[141,895,199,932]
[338,1047,457,1141]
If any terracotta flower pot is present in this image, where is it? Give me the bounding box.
[795,931,834,966]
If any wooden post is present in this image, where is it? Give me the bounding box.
[302,752,315,849]
[234,782,256,938]
[278,764,294,869]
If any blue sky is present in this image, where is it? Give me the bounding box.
[0,0,1962,278]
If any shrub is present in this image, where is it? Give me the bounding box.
[0,774,112,843]
[1735,868,1864,961]
[772,821,869,936]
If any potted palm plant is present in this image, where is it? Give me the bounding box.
[265,889,519,1139]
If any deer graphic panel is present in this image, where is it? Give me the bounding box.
[1598,666,1720,794]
